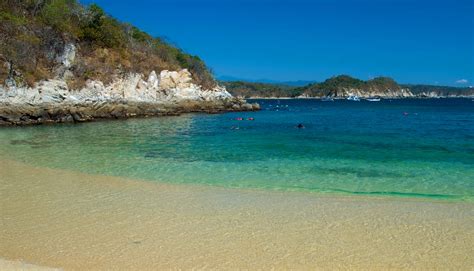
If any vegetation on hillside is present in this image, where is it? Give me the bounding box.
[309,75,365,91]
[223,75,474,98]
[221,81,303,98]
[0,0,216,88]
[300,75,401,97]
[224,75,400,98]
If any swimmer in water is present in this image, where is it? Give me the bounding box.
[297,123,305,129]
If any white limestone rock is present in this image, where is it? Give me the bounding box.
[159,69,193,90]
[36,80,69,103]
[55,43,77,79]
[0,67,233,106]
[147,71,160,89]
[57,43,76,68]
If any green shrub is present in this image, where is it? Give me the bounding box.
[175,51,189,68]
[130,26,151,43]
[79,4,125,48]
[40,0,78,34]
[0,11,27,25]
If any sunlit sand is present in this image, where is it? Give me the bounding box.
[1,159,473,270]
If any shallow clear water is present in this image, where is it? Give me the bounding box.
[1,98,473,201]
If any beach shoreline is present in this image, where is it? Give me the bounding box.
[0,258,60,271]
[1,159,473,270]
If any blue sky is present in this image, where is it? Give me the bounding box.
[81,0,473,86]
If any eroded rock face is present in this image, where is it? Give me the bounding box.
[0,69,258,125]
[55,43,76,79]
[332,87,414,98]
[159,70,193,90]
[57,43,76,69]
[0,37,258,125]
[0,68,233,105]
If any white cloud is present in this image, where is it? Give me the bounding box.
[455,79,468,84]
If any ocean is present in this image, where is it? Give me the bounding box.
[1,98,473,201]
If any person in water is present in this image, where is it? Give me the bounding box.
[297,123,305,129]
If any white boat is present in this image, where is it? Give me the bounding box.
[366,98,381,102]
[347,95,360,101]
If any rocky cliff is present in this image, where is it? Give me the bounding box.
[0,1,258,125]
[0,43,258,125]
[0,70,258,125]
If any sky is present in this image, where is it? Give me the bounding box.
[81,0,473,86]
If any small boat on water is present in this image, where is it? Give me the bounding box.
[347,95,360,101]
[321,96,334,102]
[366,98,381,102]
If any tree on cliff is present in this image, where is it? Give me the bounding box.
[0,0,216,89]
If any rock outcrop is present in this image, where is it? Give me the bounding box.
[0,65,259,125]
[0,2,260,126]
[324,87,414,98]
[0,70,259,125]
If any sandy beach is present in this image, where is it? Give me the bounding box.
[1,159,473,270]
[0,258,60,271]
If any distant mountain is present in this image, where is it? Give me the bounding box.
[217,76,316,87]
[401,84,474,97]
[279,80,318,87]
[223,75,474,98]
[220,81,300,98]
[300,75,413,98]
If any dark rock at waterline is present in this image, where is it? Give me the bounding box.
[0,99,260,126]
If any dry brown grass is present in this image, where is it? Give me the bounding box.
[0,1,217,90]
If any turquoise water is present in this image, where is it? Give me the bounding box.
[1,99,473,201]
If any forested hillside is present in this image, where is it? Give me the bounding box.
[0,0,215,89]
[224,75,474,98]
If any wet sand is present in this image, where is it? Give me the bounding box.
[0,258,60,271]
[1,159,473,270]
